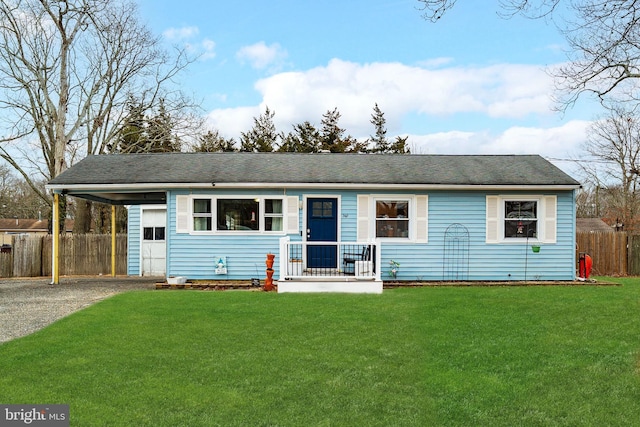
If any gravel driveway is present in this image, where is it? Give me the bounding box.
[0,276,157,344]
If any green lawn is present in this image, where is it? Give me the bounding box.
[1,279,640,426]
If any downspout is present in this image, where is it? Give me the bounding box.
[51,193,60,285]
[111,205,116,277]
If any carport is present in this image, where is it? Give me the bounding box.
[46,167,168,285]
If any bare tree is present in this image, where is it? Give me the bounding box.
[417,0,640,108]
[554,1,640,107]
[582,104,640,230]
[417,0,561,22]
[0,0,195,230]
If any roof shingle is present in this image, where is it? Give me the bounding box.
[48,152,581,187]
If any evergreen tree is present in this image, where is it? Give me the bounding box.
[240,106,278,152]
[112,97,145,153]
[369,103,390,153]
[113,98,182,154]
[279,121,321,152]
[390,135,411,154]
[146,99,181,152]
[194,130,237,152]
[320,108,349,152]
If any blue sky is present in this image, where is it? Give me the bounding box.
[137,0,597,174]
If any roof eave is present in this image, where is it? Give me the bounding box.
[47,182,581,192]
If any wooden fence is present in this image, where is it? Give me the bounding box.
[0,234,127,278]
[0,231,638,278]
[627,235,640,276]
[576,231,630,276]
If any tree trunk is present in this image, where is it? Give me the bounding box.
[73,199,93,233]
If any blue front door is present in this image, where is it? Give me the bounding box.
[307,198,338,268]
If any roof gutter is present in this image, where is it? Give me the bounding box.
[47,182,581,192]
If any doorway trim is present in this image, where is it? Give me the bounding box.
[303,195,341,268]
[140,204,167,276]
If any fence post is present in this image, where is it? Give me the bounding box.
[111,205,116,277]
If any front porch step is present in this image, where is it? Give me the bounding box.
[276,279,383,294]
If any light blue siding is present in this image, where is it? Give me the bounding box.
[127,205,141,276]
[167,189,303,280]
[136,187,576,282]
[378,191,575,281]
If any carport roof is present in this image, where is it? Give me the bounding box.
[46,152,581,205]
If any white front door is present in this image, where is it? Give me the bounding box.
[141,208,166,276]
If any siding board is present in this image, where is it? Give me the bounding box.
[127,205,141,275]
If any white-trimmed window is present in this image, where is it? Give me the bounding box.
[375,199,410,238]
[189,197,284,233]
[217,199,260,231]
[504,200,537,239]
[193,199,212,231]
[486,195,556,243]
[264,199,283,231]
[356,195,428,243]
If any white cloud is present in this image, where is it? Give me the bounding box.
[236,42,288,70]
[163,26,199,41]
[206,106,260,140]
[416,57,455,68]
[200,38,216,60]
[408,120,589,158]
[239,59,555,136]
[205,58,588,167]
[161,26,216,61]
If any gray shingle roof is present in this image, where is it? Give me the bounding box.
[48,152,580,187]
[576,218,614,233]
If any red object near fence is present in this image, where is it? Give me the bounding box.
[578,252,593,279]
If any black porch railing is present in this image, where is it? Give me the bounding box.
[279,239,379,280]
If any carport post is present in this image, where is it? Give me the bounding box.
[111,205,116,277]
[51,193,60,285]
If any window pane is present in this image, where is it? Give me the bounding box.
[143,227,154,240]
[504,200,537,238]
[217,199,259,231]
[505,219,537,238]
[312,201,323,217]
[194,217,212,231]
[376,219,409,238]
[155,227,165,241]
[505,201,536,219]
[265,199,282,214]
[322,201,333,216]
[312,200,333,218]
[375,200,410,238]
[265,217,283,231]
[194,199,211,214]
[376,201,408,218]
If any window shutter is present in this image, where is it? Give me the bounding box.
[357,195,370,242]
[285,196,300,234]
[415,195,428,243]
[542,195,557,243]
[486,196,499,243]
[176,195,189,234]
